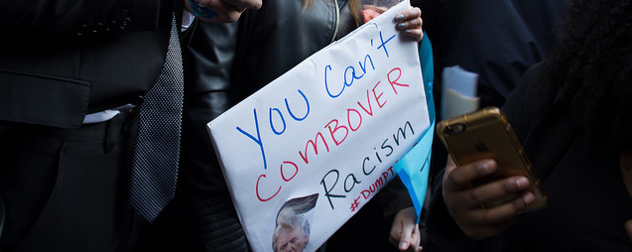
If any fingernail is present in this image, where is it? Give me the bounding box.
[396,14,405,21]
[515,177,529,188]
[399,241,408,250]
[477,161,490,173]
[404,29,412,34]
[397,23,406,29]
[523,192,535,205]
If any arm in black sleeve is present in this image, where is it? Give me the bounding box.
[179,20,251,251]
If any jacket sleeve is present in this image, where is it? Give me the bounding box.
[0,0,164,40]
[502,62,545,143]
[179,20,251,251]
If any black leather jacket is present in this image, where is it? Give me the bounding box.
[178,2,357,250]
[181,0,358,127]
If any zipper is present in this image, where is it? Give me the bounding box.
[331,0,341,43]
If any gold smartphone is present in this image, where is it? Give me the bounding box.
[436,107,547,211]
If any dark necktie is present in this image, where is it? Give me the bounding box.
[130,14,184,223]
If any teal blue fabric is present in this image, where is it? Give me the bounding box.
[394,32,435,221]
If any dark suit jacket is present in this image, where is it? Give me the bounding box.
[0,0,175,129]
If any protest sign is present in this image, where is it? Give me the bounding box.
[207,1,430,251]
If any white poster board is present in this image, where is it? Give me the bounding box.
[207,1,430,251]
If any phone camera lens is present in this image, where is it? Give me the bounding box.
[445,124,465,135]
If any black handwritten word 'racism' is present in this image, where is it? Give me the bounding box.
[319,120,415,211]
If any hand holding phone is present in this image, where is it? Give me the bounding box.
[436,107,547,211]
[441,156,537,240]
[436,107,547,240]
